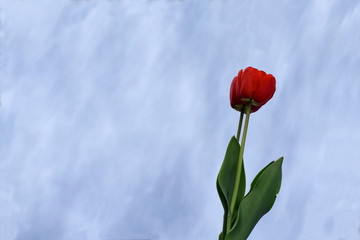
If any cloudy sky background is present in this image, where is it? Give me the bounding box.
[1,0,360,239]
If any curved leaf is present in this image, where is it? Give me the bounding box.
[217,136,246,237]
[216,178,227,240]
[226,157,283,240]
[219,232,224,240]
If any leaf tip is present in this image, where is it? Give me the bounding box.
[276,157,284,165]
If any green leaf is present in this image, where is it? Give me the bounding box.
[216,178,227,240]
[217,136,246,237]
[226,157,283,240]
[250,161,274,190]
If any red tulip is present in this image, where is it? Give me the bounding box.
[230,66,276,113]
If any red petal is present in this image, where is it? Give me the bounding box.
[252,73,276,105]
[251,105,262,113]
[239,67,260,99]
[230,76,241,108]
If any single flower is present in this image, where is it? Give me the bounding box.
[230,66,276,112]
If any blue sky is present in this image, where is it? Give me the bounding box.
[1,0,360,239]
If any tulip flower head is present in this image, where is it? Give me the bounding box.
[230,66,276,113]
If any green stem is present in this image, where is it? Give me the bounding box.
[226,211,232,233]
[236,111,244,141]
[226,103,252,233]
